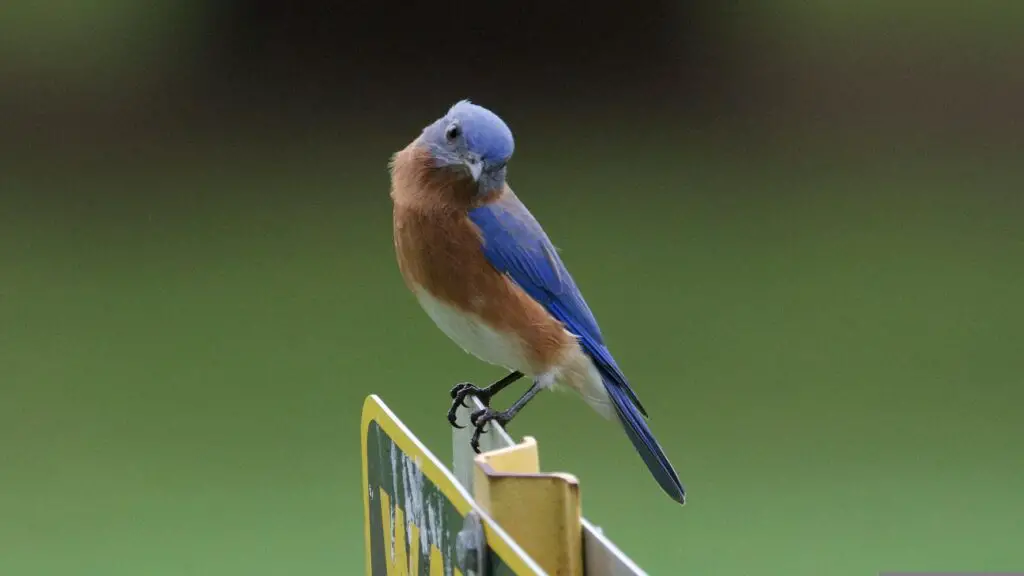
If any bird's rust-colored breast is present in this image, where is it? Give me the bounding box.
[389,143,574,372]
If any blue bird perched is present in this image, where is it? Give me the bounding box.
[389,100,686,504]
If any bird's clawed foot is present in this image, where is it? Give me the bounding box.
[447,382,492,429]
[468,407,514,454]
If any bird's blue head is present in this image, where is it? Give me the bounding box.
[418,100,514,194]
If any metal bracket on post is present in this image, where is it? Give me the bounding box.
[452,396,650,576]
[473,437,583,576]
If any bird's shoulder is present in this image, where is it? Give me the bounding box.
[469,188,581,304]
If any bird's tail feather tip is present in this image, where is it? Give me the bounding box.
[606,383,687,505]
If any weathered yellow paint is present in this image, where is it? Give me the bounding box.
[378,483,478,576]
[408,515,420,574]
[361,394,547,576]
[379,488,411,576]
[473,437,583,576]
[381,485,431,575]
[428,545,443,576]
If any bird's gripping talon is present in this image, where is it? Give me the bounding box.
[447,382,491,429]
[468,408,513,454]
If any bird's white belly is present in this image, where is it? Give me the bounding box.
[412,287,531,373]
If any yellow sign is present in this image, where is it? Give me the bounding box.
[361,395,546,576]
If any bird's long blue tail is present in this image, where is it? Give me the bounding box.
[605,381,686,504]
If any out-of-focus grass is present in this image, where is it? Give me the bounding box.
[0,1,201,77]
[1,131,1022,575]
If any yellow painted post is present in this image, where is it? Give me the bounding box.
[472,437,583,576]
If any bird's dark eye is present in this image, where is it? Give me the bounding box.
[445,124,460,141]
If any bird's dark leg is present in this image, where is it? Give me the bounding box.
[447,370,524,428]
[469,381,543,454]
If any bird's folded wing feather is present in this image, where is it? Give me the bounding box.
[467,190,648,416]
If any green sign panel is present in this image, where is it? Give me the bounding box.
[361,395,545,576]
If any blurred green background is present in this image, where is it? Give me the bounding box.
[1,2,1022,575]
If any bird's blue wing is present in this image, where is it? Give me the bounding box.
[467,190,646,414]
[468,190,685,504]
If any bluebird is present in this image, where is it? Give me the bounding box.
[389,100,685,504]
